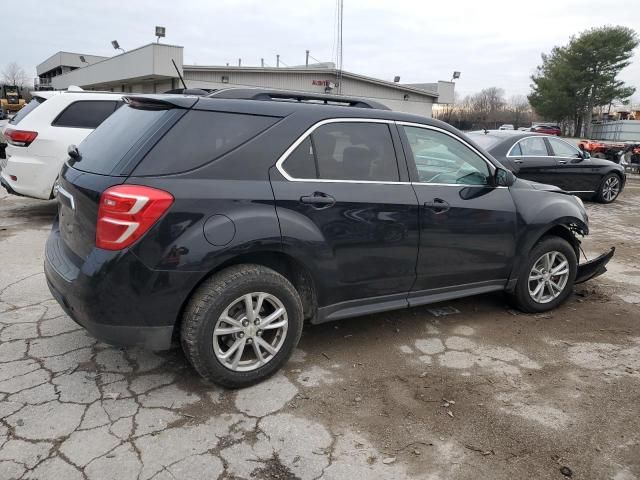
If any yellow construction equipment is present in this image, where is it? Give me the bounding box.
[1,85,25,118]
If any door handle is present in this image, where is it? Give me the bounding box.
[513,159,524,164]
[424,198,450,213]
[300,192,336,209]
[558,160,568,164]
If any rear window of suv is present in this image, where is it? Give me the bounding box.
[132,110,280,176]
[70,104,175,176]
[9,97,46,125]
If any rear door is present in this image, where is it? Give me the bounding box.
[399,123,517,301]
[508,136,560,185]
[270,119,420,310]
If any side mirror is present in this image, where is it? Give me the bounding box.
[495,167,516,187]
[582,150,591,160]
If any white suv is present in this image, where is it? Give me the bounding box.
[1,89,123,199]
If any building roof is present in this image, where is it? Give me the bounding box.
[183,65,439,99]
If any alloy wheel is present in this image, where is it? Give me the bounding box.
[602,176,620,202]
[528,251,570,304]
[213,292,288,372]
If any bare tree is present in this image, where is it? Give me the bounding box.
[2,62,28,87]
[508,95,531,128]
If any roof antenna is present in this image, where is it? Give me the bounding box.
[171,59,187,89]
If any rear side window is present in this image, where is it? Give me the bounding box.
[9,97,46,125]
[133,110,279,176]
[52,100,119,129]
[517,137,548,156]
[282,137,316,179]
[509,142,523,156]
[71,105,171,175]
[281,122,399,182]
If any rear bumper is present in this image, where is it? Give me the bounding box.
[44,221,202,350]
[1,148,60,199]
[46,276,174,350]
[575,247,615,284]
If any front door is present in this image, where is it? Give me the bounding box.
[546,137,600,193]
[270,119,420,310]
[398,124,517,302]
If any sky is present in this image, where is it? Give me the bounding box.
[2,0,639,99]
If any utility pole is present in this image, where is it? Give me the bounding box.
[238,58,241,67]
[306,50,309,67]
[276,54,280,68]
[261,58,264,68]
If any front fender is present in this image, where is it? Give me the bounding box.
[506,182,589,291]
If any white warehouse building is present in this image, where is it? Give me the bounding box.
[36,43,454,117]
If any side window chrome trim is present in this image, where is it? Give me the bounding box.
[275,117,407,184]
[396,121,497,174]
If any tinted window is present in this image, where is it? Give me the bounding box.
[134,110,279,176]
[282,137,316,179]
[403,126,491,185]
[517,137,548,156]
[9,97,46,125]
[311,122,399,181]
[548,138,579,157]
[53,101,118,129]
[71,105,171,175]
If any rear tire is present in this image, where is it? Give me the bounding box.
[509,236,577,313]
[181,264,303,388]
[597,173,621,203]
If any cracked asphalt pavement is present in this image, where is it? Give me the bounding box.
[1,181,639,480]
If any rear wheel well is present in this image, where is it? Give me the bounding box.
[173,252,317,340]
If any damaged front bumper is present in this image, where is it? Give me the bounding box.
[575,247,615,284]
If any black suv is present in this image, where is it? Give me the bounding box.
[44,89,613,387]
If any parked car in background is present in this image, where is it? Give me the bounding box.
[468,130,626,203]
[45,89,613,387]
[1,88,123,200]
[499,124,514,130]
[530,123,561,136]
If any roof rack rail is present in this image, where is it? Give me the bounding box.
[207,88,390,110]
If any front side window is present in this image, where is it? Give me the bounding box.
[548,137,579,157]
[53,100,119,129]
[517,137,548,156]
[281,122,400,182]
[403,126,491,185]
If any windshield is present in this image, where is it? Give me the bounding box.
[466,133,503,150]
[9,97,46,125]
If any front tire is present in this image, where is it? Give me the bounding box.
[510,237,577,313]
[597,173,621,203]
[181,264,303,388]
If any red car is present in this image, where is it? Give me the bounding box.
[530,124,561,136]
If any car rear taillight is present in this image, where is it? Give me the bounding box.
[4,128,38,147]
[96,185,174,251]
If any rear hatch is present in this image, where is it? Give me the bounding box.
[57,98,189,260]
